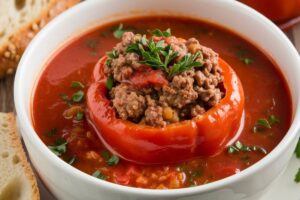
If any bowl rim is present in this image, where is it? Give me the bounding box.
[14,0,300,197]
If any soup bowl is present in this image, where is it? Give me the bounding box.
[14,0,300,199]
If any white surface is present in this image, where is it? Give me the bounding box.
[14,0,300,200]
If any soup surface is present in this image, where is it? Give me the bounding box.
[32,16,291,189]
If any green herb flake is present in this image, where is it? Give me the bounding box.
[256,119,271,129]
[106,49,118,59]
[44,128,57,137]
[295,168,300,183]
[67,155,76,165]
[92,170,107,180]
[72,90,84,103]
[106,76,114,90]
[48,139,68,156]
[150,28,172,37]
[76,112,84,121]
[169,52,203,76]
[100,150,120,166]
[71,81,84,89]
[60,93,69,101]
[295,137,300,158]
[113,24,126,39]
[101,150,111,160]
[107,155,119,166]
[227,141,267,155]
[268,115,280,125]
[85,39,98,50]
[242,57,254,65]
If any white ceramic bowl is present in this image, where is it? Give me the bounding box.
[14,0,300,199]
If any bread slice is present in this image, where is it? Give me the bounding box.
[0,0,80,78]
[0,113,39,200]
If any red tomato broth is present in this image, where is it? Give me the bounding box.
[32,17,292,189]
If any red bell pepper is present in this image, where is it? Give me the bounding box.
[87,57,244,164]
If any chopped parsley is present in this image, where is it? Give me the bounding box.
[242,57,254,65]
[113,24,126,39]
[48,139,68,156]
[236,47,254,65]
[44,128,57,137]
[107,155,119,166]
[150,28,172,37]
[125,29,203,77]
[295,137,300,158]
[101,150,110,160]
[189,170,203,186]
[75,112,84,121]
[101,150,120,166]
[92,170,107,180]
[66,155,76,165]
[227,141,267,155]
[71,81,85,89]
[268,115,280,125]
[106,76,114,90]
[256,119,271,129]
[252,115,280,132]
[295,168,300,183]
[72,90,84,103]
[106,50,119,66]
[169,52,203,76]
[295,138,300,183]
[85,39,98,49]
[106,49,118,59]
[59,93,72,107]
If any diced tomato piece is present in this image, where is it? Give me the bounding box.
[129,66,168,88]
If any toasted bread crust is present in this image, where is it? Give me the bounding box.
[0,0,80,78]
[3,113,40,200]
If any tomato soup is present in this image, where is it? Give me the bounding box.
[32,17,291,189]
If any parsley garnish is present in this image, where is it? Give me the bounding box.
[76,112,84,121]
[59,93,72,107]
[113,24,126,39]
[252,115,280,132]
[71,81,84,89]
[227,141,267,154]
[242,57,254,65]
[295,168,300,183]
[48,139,68,156]
[106,49,118,59]
[66,155,76,165]
[295,137,300,158]
[44,128,57,137]
[107,155,119,166]
[268,115,280,125]
[236,47,254,65]
[106,50,119,66]
[85,39,98,49]
[92,170,107,180]
[72,90,84,103]
[256,119,271,129]
[169,52,203,76]
[101,150,120,166]
[106,76,114,90]
[150,28,172,37]
[125,29,202,77]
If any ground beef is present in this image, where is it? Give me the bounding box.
[105,31,224,127]
[144,96,166,127]
[160,70,198,109]
[111,84,146,121]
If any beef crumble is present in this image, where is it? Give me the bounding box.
[105,30,224,127]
